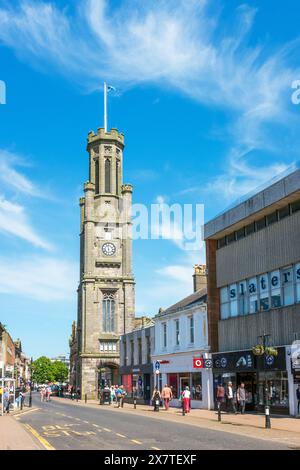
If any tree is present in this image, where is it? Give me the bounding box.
[52,360,69,383]
[32,356,54,384]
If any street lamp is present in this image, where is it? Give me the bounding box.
[257,334,272,429]
[29,357,33,408]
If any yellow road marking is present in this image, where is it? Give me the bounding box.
[131,439,142,445]
[92,424,100,428]
[75,418,81,421]
[83,420,89,424]
[24,424,55,451]
[151,446,161,450]
[14,408,40,417]
[103,427,111,432]
[116,433,126,438]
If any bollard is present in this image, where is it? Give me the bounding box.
[134,397,137,409]
[217,402,221,422]
[182,400,185,416]
[265,405,271,429]
[85,394,87,404]
[20,397,23,411]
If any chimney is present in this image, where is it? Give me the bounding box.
[193,264,207,292]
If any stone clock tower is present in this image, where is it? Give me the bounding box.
[76,127,135,399]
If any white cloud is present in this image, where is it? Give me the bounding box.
[0,255,77,301]
[0,196,52,249]
[0,150,41,197]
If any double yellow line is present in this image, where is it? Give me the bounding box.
[24,424,55,451]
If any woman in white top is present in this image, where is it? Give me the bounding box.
[182,386,191,413]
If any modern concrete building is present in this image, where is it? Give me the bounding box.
[204,163,300,415]
[119,317,154,404]
[76,127,135,399]
[152,266,213,410]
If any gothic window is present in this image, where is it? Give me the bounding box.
[95,159,99,194]
[102,293,115,332]
[105,158,111,193]
[116,160,119,194]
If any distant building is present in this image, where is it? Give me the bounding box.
[51,355,70,368]
[119,317,154,403]
[152,266,213,410]
[14,339,30,387]
[0,323,15,379]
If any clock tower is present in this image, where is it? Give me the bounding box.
[76,127,135,399]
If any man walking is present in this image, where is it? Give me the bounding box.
[226,381,237,413]
[237,383,247,414]
[216,383,225,410]
[161,384,172,411]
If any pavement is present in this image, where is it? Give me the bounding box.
[6,393,300,450]
[0,410,43,450]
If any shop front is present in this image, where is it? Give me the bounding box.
[120,364,153,404]
[212,347,290,414]
[152,351,213,410]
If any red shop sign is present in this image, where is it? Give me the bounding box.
[193,357,203,369]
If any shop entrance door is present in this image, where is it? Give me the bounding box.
[236,373,256,411]
[180,376,190,396]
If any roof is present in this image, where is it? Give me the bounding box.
[204,162,300,239]
[156,288,207,318]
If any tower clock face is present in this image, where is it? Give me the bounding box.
[102,242,116,256]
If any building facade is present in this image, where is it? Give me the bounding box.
[204,164,300,415]
[0,324,15,379]
[76,128,135,399]
[152,266,213,410]
[119,317,154,403]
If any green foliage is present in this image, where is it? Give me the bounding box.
[32,356,54,384]
[52,360,69,382]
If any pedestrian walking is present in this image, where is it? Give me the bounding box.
[296,384,300,416]
[182,386,191,413]
[110,385,116,404]
[3,389,10,414]
[40,387,45,402]
[216,383,225,410]
[161,384,172,411]
[237,383,247,414]
[152,387,161,412]
[226,381,237,414]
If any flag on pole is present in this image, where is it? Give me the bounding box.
[107,85,116,93]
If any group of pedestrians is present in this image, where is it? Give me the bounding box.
[40,385,52,402]
[216,382,247,414]
[151,384,192,413]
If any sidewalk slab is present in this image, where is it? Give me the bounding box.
[0,415,41,450]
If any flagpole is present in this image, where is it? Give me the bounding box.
[104,82,107,132]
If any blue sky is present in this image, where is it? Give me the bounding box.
[0,0,300,358]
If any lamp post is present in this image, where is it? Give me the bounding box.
[257,334,271,429]
[29,357,33,408]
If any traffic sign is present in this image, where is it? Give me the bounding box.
[154,361,160,371]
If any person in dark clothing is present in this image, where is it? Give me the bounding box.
[296,384,300,415]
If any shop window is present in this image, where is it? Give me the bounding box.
[238,281,248,315]
[191,373,202,401]
[282,267,294,306]
[257,371,289,409]
[249,277,258,314]
[259,274,269,311]
[229,284,238,317]
[220,287,230,319]
[270,270,281,308]
[168,373,178,399]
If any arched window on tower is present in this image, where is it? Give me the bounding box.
[95,159,99,194]
[116,160,119,194]
[105,158,111,193]
[102,293,115,332]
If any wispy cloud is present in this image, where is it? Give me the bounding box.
[0,150,41,197]
[0,196,52,249]
[0,255,77,301]
[0,0,299,200]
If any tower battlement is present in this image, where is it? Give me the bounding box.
[87,127,124,147]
